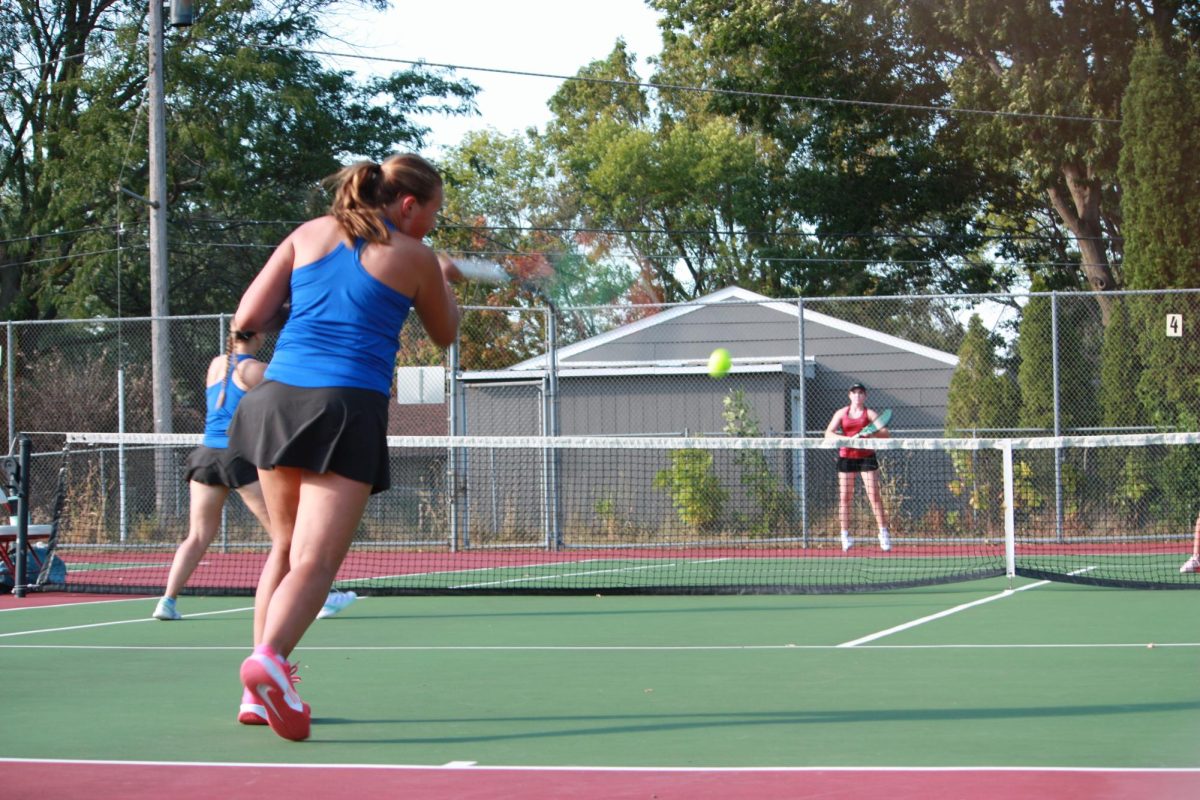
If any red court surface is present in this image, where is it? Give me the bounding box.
[1,761,1196,800]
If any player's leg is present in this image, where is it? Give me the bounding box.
[861,468,891,551]
[235,470,295,726]
[235,478,288,647]
[838,468,855,550]
[1181,511,1200,573]
[241,468,370,740]
[154,481,231,619]
[259,469,371,655]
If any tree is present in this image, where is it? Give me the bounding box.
[649,0,1006,297]
[944,314,1018,522]
[946,315,1018,436]
[1,0,477,320]
[1016,288,1101,435]
[1119,39,1200,289]
[544,42,793,302]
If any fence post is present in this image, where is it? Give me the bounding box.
[542,306,561,550]
[796,297,809,547]
[1051,292,1064,542]
[447,337,462,552]
[6,321,13,451]
[12,433,31,597]
[218,313,228,552]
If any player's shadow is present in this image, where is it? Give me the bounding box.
[311,698,1200,744]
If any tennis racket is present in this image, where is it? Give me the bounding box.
[853,408,892,438]
[453,257,510,284]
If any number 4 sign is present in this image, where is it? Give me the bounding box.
[1166,314,1183,337]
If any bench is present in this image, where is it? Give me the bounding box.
[0,524,55,575]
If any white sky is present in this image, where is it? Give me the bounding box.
[327,0,666,152]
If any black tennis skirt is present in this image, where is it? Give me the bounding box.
[227,380,391,493]
[184,445,260,489]
[837,454,880,473]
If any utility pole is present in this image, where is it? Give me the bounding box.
[148,0,172,437]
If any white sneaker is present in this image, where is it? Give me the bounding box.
[1180,556,1200,574]
[317,589,358,619]
[878,530,891,552]
[152,596,181,620]
[840,531,853,552]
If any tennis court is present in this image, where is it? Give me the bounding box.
[1,577,1196,799]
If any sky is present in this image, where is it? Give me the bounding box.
[327,0,666,153]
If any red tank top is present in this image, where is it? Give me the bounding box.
[838,408,875,459]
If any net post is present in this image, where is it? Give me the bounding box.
[12,433,31,597]
[1001,440,1016,587]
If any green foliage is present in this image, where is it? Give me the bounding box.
[945,315,1016,528]
[1098,299,1146,428]
[648,0,1002,297]
[1,0,477,320]
[721,390,796,534]
[1119,40,1200,290]
[653,449,727,529]
[946,315,1018,435]
[1016,292,1102,434]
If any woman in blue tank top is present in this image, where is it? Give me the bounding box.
[226,153,462,741]
[153,330,271,627]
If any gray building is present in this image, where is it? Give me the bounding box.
[458,286,958,438]
[435,287,962,550]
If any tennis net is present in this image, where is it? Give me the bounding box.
[47,430,1200,594]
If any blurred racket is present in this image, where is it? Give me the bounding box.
[853,408,892,438]
[453,257,510,284]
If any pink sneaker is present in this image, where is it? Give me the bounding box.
[240,645,311,741]
[238,687,267,725]
[1180,556,1200,574]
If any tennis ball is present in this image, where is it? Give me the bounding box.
[708,347,732,378]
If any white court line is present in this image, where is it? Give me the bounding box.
[0,596,149,613]
[337,558,615,584]
[0,756,1197,773]
[838,568,1095,648]
[0,605,253,638]
[450,563,677,589]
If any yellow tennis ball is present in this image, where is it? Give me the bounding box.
[708,347,732,378]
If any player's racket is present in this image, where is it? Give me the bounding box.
[853,408,892,438]
[453,257,509,284]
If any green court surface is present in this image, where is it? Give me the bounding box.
[0,578,1197,770]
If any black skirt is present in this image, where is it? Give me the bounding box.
[836,455,880,473]
[184,445,260,489]
[227,380,391,493]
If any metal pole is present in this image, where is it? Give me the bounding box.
[797,297,809,547]
[542,308,561,550]
[149,0,174,530]
[118,366,128,544]
[1050,292,1063,541]
[12,434,30,597]
[447,339,461,552]
[6,322,13,450]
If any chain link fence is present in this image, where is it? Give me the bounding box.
[4,287,1199,564]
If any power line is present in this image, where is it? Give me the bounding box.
[176,216,1103,244]
[0,223,138,247]
[0,51,86,81]
[285,45,1121,125]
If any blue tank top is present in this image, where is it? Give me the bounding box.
[265,240,414,395]
[202,353,255,448]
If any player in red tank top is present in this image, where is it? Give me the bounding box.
[823,383,891,552]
